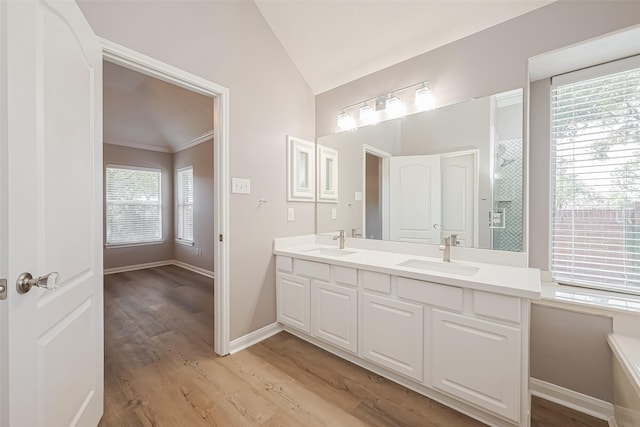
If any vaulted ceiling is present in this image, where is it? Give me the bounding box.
[254,0,554,94]
[103,61,214,153]
[102,1,553,150]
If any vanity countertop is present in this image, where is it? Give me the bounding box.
[274,240,541,299]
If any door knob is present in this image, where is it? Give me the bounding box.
[16,272,59,294]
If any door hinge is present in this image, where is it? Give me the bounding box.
[219,234,223,242]
[0,279,7,300]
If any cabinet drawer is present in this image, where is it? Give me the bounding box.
[397,277,462,311]
[333,265,357,287]
[276,256,293,272]
[361,271,391,293]
[473,291,521,324]
[294,259,330,281]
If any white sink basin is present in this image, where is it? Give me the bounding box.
[397,259,479,276]
[304,247,357,257]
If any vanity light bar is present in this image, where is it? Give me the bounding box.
[335,81,436,133]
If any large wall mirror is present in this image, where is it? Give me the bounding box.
[316,88,524,252]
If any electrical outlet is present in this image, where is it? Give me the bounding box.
[331,208,337,220]
[231,177,251,194]
[287,207,295,221]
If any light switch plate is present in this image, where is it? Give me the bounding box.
[355,191,363,201]
[331,208,337,220]
[232,177,250,194]
[288,207,295,221]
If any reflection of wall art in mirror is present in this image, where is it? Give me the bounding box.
[317,145,338,203]
[287,135,315,202]
[315,88,524,252]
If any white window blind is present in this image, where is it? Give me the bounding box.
[106,166,162,246]
[551,61,640,294]
[176,166,194,242]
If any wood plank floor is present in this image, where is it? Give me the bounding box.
[100,266,608,427]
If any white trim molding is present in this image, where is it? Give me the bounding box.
[229,322,283,355]
[100,37,231,356]
[103,260,173,275]
[529,377,614,422]
[104,259,214,279]
[172,260,214,279]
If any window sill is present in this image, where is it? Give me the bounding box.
[175,239,194,246]
[539,281,640,316]
[105,240,165,249]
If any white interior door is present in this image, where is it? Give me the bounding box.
[389,155,441,244]
[441,152,477,247]
[2,1,103,426]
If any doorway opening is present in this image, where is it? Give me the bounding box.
[362,145,390,240]
[101,39,230,356]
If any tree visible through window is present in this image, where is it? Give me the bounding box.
[106,166,162,245]
[176,166,194,242]
[551,59,640,293]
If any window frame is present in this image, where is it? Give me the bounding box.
[175,165,194,245]
[549,56,640,295]
[105,164,163,248]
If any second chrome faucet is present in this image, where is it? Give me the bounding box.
[439,233,459,262]
[333,229,346,249]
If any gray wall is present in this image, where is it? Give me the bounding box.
[103,143,174,269]
[79,0,315,340]
[173,140,214,271]
[531,305,613,402]
[314,1,640,403]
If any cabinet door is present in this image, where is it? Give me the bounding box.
[313,281,358,353]
[431,310,521,422]
[361,293,423,381]
[277,273,311,333]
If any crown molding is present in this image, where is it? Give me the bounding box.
[174,129,214,153]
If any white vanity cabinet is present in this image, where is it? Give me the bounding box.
[361,292,424,381]
[431,309,522,421]
[276,272,311,333]
[276,256,359,353]
[274,252,534,427]
[313,281,358,353]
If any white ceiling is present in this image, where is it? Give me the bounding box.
[103,61,214,153]
[254,0,554,94]
[102,2,553,149]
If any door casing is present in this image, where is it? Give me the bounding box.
[100,38,231,356]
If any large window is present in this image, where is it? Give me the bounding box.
[551,58,640,294]
[176,166,194,243]
[106,165,162,246]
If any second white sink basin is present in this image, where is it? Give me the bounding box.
[304,247,357,257]
[397,259,479,276]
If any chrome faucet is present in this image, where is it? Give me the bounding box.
[439,236,451,262]
[450,233,459,247]
[333,229,346,249]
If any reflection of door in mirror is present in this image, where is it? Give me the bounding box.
[388,151,477,246]
[441,151,477,247]
[390,155,442,244]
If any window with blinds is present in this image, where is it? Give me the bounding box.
[176,166,194,242]
[551,58,640,294]
[106,166,162,246]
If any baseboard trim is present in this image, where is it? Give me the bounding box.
[171,260,215,279]
[103,260,173,275]
[530,377,614,421]
[228,322,283,355]
[104,260,215,279]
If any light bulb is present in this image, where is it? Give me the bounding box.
[386,96,405,118]
[337,111,356,131]
[359,104,377,125]
[415,84,436,111]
